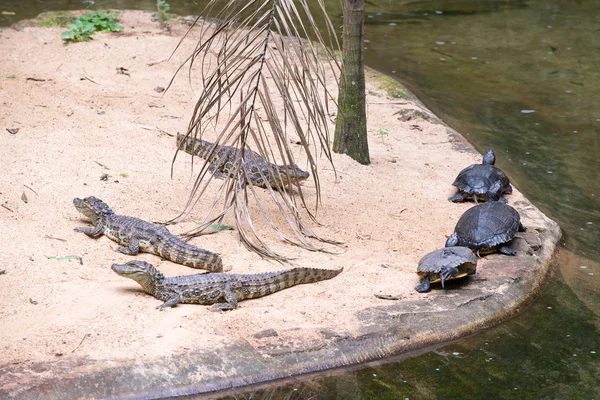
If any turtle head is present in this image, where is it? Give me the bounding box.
[483,149,495,165]
[73,196,114,224]
[111,260,164,293]
[445,232,459,247]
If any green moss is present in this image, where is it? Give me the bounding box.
[38,11,71,28]
[378,75,408,98]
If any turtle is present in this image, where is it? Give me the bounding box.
[445,201,526,256]
[448,149,513,203]
[415,246,478,293]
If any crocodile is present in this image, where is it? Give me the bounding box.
[111,260,343,310]
[73,196,223,272]
[176,133,310,189]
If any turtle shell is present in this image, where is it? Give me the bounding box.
[452,164,510,198]
[453,202,520,250]
[417,246,478,281]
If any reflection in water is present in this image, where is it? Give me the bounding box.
[1,0,599,397]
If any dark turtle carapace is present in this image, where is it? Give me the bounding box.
[415,246,478,293]
[448,149,513,203]
[446,201,526,256]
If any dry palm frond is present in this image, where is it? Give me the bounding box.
[170,0,341,260]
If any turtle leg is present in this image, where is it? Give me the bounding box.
[440,266,459,288]
[448,192,466,202]
[505,184,513,194]
[499,245,517,256]
[486,191,503,202]
[415,275,431,293]
[518,222,527,232]
[487,180,504,202]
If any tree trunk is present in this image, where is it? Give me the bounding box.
[333,0,369,165]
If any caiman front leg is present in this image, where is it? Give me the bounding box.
[73,224,104,237]
[211,283,239,311]
[117,236,140,255]
[157,293,181,310]
[208,159,229,180]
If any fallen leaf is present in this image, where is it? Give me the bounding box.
[374,294,401,300]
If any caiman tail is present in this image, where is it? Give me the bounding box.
[242,267,343,299]
[176,133,213,158]
[157,242,224,272]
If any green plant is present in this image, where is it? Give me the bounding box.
[7,75,16,79]
[152,0,171,26]
[376,128,390,142]
[62,11,123,43]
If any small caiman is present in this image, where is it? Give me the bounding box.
[73,196,223,272]
[111,260,343,310]
[176,133,310,189]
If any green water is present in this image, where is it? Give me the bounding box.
[1,1,598,398]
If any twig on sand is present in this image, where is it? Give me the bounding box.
[70,333,90,354]
[23,184,38,195]
[147,57,169,66]
[94,160,110,169]
[81,76,99,84]
[156,126,174,137]
[1,204,14,212]
[44,234,67,242]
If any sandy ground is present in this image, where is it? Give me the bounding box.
[0,11,534,367]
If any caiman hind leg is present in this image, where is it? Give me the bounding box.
[117,236,140,255]
[211,283,239,311]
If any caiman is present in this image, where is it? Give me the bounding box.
[176,133,310,189]
[73,196,223,272]
[111,260,343,310]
